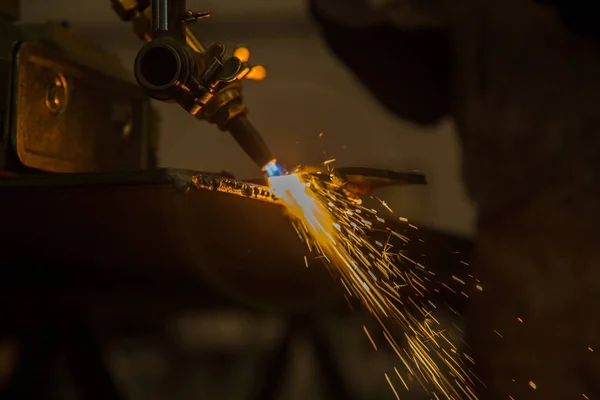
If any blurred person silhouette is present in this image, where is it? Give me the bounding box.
[309,0,600,398]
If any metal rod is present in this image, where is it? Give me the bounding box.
[152,0,168,32]
[152,0,186,40]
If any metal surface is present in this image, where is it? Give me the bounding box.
[0,169,343,313]
[0,169,469,313]
[337,167,427,197]
[337,167,427,184]
[294,165,427,198]
[13,42,151,172]
[191,173,276,202]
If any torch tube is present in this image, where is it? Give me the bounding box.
[226,115,275,171]
[152,0,185,41]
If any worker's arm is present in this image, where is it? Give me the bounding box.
[309,0,600,128]
[308,0,451,125]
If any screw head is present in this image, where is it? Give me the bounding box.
[45,73,69,115]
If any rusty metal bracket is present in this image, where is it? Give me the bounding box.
[11,42,150,173]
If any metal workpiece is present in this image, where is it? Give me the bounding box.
[332,167,427,198]
[297,165,427,199]
[193,166,427,203]
[0,169,343,313]
[191,173,277,203]
[0,167,470,316]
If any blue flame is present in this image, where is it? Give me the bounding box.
[264,160,285,177]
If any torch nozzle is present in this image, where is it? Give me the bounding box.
[225,114,278,172]
[263,160,289,177]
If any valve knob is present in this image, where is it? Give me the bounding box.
[184,10,211,25]
[202,44,268,85]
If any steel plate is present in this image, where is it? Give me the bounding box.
[0,169,343,313]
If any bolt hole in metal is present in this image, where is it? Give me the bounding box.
[45,73,69,115]
[138,46,180,88]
